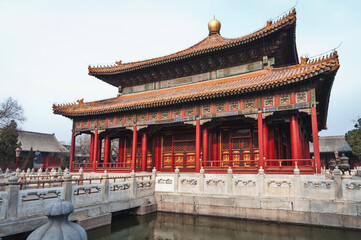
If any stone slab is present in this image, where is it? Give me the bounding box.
[77,213,112,230]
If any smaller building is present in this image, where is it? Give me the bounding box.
[310,136,359,168]
[18,130,69,169]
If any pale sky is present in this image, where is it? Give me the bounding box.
[1,0,360,144]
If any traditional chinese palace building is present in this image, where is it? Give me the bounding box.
[53,9,339,174]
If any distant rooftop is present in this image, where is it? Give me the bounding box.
[18,130,69,153]
[310,136,352,153]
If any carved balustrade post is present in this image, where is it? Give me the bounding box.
[130,170,137,198]
[174,167,180,193]
[63,173,73,203]
[293,166,301,198]
[333,166,343,199]
[227,167,233,195]
[6,174,19,220]
[101,170,109,202]
[256,167,265,196]
[199,167,205,193]
[152,167,157,181]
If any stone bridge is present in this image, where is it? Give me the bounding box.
[0,170,156,237]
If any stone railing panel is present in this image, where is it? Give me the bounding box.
[204,176,226,195]
[0,192,8,220]
[265,179,293,198]
[300,180,335,200]
[137,180,155,197]
[179,177,199,193]
[72,184,103,207]
[155,177,174,192]
[108,182,132,201]
[17,188,64,217]
[233,178,257,196]
[342,180,361,201]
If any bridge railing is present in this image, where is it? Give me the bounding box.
[0,172,154,222]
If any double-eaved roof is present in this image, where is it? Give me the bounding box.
[88,9,296,76]
[53,52,339,117]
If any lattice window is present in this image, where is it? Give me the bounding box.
[186,141,195,151]
[174,142,184,152]
[125,136,132,154]
[232,138,241,150]
[163,135,172,153]
[174,132,195,141]
[231,128,250,137]
[253,130,259,149]
[242,138,251,150]
[221,130,230,151]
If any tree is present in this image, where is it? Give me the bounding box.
[0,97,26,128]
[0,120,20,169]
[76,134,90,160]
[25,147,35,170]
[345,118,361,159]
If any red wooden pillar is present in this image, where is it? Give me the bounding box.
[141,131,147,172]
[92,130,99,172]
[118,136,124,167]
[69,131,76,172]
[263,122,268,160]
[311,107,321,174]
[154,134,161,171]
[195,119,201,172]
[257,112,264,169]
[212,131,218,165]
[131,125,138,172]
[89,134,94,170]
[290,114,302,160]
[268,127,276,159]
[202,126,209,166]
[103,134,110,167]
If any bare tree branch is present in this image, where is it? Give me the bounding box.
[0,97,26,127]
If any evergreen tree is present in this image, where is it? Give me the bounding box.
[0,120,19,169]
[345,118,361,159]
[25,147,34,170]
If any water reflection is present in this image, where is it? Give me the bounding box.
[87,212,359,240]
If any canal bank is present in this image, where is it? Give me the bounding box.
[86,212,361,240]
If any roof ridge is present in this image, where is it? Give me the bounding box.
[18,130,55,136]
[88,9,297,75]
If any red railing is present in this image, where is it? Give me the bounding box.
[201,159,259,173]
[72,162,132,172]
[264,159,315,174]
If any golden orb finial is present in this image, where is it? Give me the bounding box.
[208,19,221,35]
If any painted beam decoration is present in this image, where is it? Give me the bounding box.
[74,91,310,131]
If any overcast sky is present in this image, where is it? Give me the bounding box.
[1,0,360,144]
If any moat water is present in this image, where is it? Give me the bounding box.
[87,212,359,240]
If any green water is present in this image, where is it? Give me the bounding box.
[87,212,360,240]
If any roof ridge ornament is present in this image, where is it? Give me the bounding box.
[208,18,221,36]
